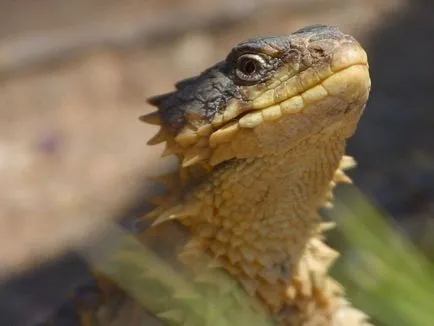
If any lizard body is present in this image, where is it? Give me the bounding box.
[47,25,372,326]
[142,24,371,325]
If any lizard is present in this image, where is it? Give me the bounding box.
[44,24,372,326]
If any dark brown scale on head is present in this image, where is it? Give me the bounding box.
[147,62,239,134]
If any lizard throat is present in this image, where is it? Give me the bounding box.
[179,128,347,310]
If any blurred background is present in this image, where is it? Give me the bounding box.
[1,0,433,325]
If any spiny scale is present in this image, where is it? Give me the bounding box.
[150,203,201,227]
[209,121,240,148]
[320,157,354,209]
[139,111,161,125]
[339,155,357,170]
[182,148,211,167]
[147,127,167,145]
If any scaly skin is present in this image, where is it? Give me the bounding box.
[46,25,372,326]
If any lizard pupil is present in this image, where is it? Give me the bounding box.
[235,54,266,83]
[241,59,257,74]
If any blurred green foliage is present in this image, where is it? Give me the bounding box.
[332,188,434,326]
[92,227,274,326]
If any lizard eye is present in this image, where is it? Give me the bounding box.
[235,54,266,83]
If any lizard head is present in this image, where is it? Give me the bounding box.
[143,25,370,168]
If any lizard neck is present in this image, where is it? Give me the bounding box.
[181,129,347,311]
